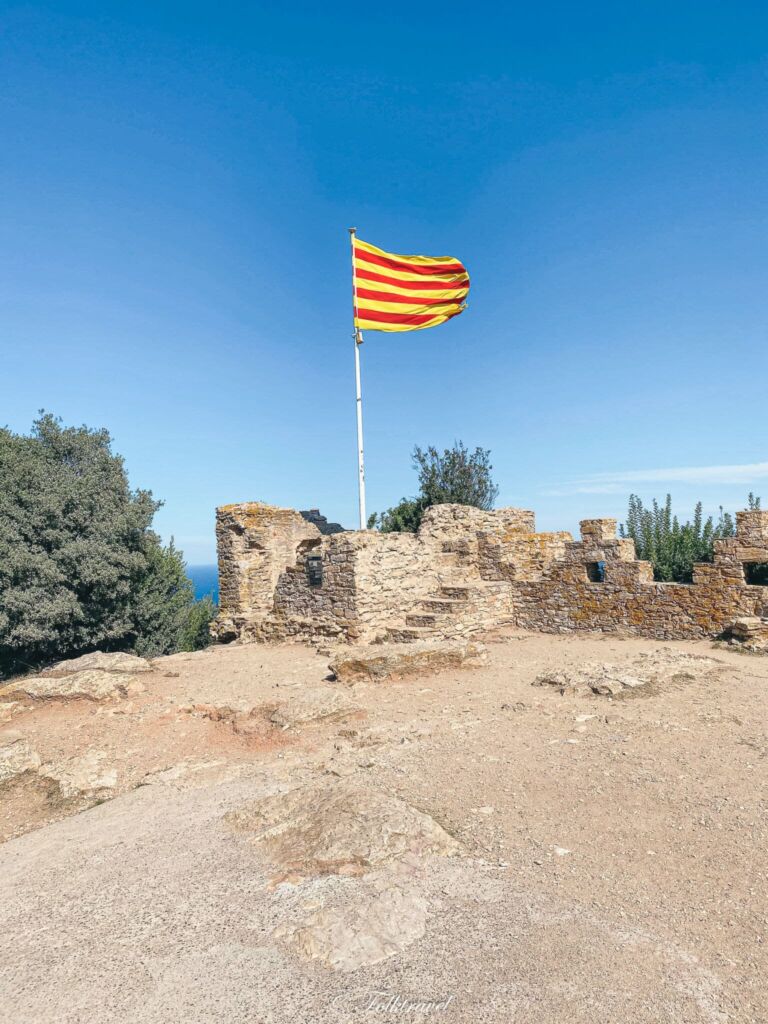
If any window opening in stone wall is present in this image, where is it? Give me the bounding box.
[586,561,606,583]
[306,554,323,587]
[744,562,768,586]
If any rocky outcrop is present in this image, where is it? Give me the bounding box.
[274,886,429,971]
[269,687,359,728]
[533,650,723,697]
[180,692,358,738]
[1,733,116,800]
[1,669,146,702]
[230,776,459,971]
[0,731,42,785]
[329,640,488,683]
[41,652,153,677]
[40,751,118,799]
[179,702,274,742]
[226,780,460,877]
[1,651,153,702]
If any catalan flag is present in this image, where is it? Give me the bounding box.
[352,237,470,333]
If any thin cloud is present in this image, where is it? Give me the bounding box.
[541,483,625,497]
[542,461,768,497]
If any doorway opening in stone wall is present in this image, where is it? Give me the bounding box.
[586,561,606,583]
[743,562,768,586]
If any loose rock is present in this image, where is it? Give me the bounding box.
[185,703,240,721]
[721,617,768,652]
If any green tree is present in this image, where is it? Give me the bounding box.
[619,493,761,583]
[131,540,215,657]
[0,414,213,677]
[414,442,499,510]
[179,594,218,651]
[368,442,499,533]
[369,496,429,534]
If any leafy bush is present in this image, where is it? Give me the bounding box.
[0,414,214,677]
[619,493,761,583]
[368,442,499,533]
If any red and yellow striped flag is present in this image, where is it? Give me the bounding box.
[352,237,470,332]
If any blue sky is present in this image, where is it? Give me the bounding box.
[2,3,767,562]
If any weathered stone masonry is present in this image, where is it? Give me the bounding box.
[511,513,768,639]
[213,502,768,645]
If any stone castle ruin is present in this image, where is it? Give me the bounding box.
[213,502,768,646]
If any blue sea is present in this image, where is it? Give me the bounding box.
[188,564,219,604]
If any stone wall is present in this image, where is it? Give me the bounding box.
[478,528,572,582]
[213,501,768,645]
[213,501,536,644]
[511,512,768,639]
[213,503,321,642]
[280,503,526,643]
[419,504,536,572]
[266,527,446,643]
[268,532,360,642]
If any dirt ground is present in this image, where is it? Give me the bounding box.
[1,631,767,1023]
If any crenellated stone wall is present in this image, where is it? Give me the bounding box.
[213,502,768,645]
[478,527,572,582]
[510,512,768,639]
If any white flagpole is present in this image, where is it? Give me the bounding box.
[349,227,367,530]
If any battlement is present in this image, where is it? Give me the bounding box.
[579,518,618,544]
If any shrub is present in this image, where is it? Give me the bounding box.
[368,442,498,533]
[0,414,213,677]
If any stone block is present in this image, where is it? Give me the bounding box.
[579,519,618,543]
[736,510,768,546]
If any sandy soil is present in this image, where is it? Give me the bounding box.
[1,631,767,1023]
